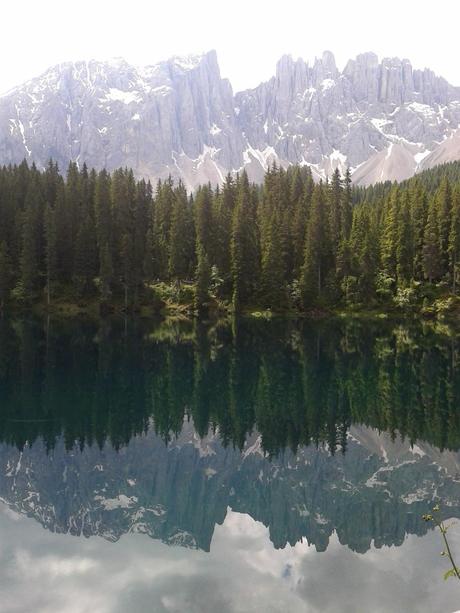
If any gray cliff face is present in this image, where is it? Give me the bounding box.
[0,50,460,188]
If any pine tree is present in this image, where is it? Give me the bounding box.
[73,212,97,297]
[449,186,460,292]
[423,196,442,283]
[341,167,353,241]
[231,172,260,311]
[396,191,413,286]
[380,187,400,280]
[66,161,82,247]
[195,246,211,313]
[0,241,12,309]
[194,184,214,263]
[99,241,113,305]
[410,182,428,281]
[143,226,155,284]
[132,179,152,302]
[259,210,287,309]
[292,169,313,276]
[43,159,60,207]
[300,182,330,306]
[44,204,58,305]
[215,174,236,284]
[20,181,43,301]
[169,183,192,279]
[94,169,112,251]
[436,177,452,277]
[153,177,174,278]
[349,206,379,302]
[336,239,354,303]
[329,168,343,255]
[121,232,136,310]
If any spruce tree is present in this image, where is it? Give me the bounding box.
[99,241,113,305]
[20,181,43,301]
[410,182,428,281]
[231,172,260,311]
[292,169,313,276]
[436,177,452,277]
[194,184,214,263]
[143,226,155,284]
[74,212,97,297]
[350,206,378,302]
[195,246,211,313]
[168,183,191,279]
[215,174,236,284]
[153,177,174,278]
[259,210,287,309]
[300,182,330,306]
[448,186,460,292]
[329,168,343,255]
[44,204,58,305]
[396,192,413,286]
[341,167,353,241]
[380,187,400,281]
[0,241,12,310]
[423,197,442,283]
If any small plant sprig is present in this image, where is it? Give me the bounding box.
[423,504,460,581]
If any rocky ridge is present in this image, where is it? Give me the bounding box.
[0,50,459,188]
[1,423,459,553]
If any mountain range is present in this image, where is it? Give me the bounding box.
[1,50,460,189]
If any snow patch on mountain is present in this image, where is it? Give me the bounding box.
[0,50,460,187]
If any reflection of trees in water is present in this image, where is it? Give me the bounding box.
[0,317,459,454]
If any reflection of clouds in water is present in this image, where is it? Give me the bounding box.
[1,504,460,613]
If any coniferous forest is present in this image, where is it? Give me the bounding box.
[2,159,460,316]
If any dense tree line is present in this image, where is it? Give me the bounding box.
[2,159,460,312]
[352,160,460,206]
[0,317,459,454]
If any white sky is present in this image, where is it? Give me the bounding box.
[2,0,460,94]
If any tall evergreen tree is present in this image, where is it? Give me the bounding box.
[44,204,58,305]
[329,168,343,255]
[153,177,174,278]
[259,210,287,309]
[168,183,191,279]
[436,177,452,277]
[423,196,442,283]
[448,186,460,292]
[0,241,12,310]
[231,172,260,311]
[195,246,211,313]
[380,187,400,281]
[20,180,43,301]
[396,191,413,286]
[300,182,330,306]
[292,169,313,276]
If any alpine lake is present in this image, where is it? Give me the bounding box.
[1,315,460,613]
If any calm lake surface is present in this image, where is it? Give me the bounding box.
[1,316,460,612]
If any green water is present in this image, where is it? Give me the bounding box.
[0,316,460,612]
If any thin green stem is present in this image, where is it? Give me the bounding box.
[434,517,460,581]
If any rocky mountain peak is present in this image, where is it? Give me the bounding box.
[313,50,338,79]
[0,49,460,188]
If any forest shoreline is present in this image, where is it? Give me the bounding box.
[5,291,460,329]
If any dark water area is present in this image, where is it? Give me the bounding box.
[1,316,460,612]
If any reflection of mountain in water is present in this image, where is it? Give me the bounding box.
[0,316,460,552]
[1,423,460,553]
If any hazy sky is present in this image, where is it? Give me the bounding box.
[2,0,460,94]
[2,504,460,613]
